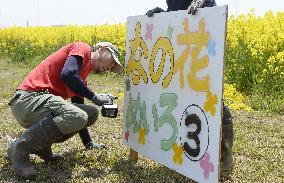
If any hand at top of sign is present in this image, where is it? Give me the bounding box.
[146,7,165,17]
[188,0,205,15]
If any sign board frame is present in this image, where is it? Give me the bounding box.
[123,6,228,183]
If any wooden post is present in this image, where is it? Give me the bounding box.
[129,148,138,162]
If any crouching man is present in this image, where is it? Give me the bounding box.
[7,41,122,179]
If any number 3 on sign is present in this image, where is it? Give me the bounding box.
[179,104,209,161]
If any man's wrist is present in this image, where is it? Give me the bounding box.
[84,141,94,149]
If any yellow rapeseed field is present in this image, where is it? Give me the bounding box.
[0,24,126,65]
[226,11,284,95]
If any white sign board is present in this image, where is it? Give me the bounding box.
[123,6,227,183]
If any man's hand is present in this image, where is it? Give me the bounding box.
[188,0,205,15]
[107,94,117,101]
[85,142,107,149]
[92,94,112,106]
[146,7,165,17]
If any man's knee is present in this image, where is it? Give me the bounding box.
[71,103,99,127]
[75,111,89,128]
[66,110,89,133]
[54,109,88,135]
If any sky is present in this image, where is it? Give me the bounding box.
[0,0,284,27]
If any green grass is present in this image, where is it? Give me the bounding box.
[0,59,283,183]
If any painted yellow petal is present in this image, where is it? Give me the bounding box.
[178,156,183,165]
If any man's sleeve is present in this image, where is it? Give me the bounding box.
[61,55,95,100]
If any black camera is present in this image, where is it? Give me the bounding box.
[101,95,118,118]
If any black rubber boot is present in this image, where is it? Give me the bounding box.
[7,138,37,179]
[7,114,67,179]
[35,127,78,162]
[221,105,234,171]
[34,146,64,162]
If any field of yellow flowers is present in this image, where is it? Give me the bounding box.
[226,11,284,113]
[0,24,126,66]
[0,12,283,113]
